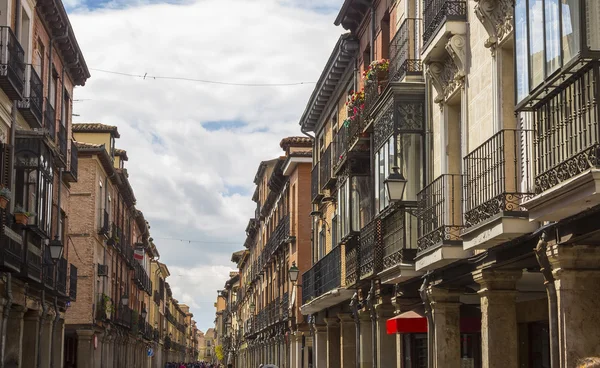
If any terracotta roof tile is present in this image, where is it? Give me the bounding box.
[73,123,120,138]
[74,141,103,150]
[280,136,313,150]
[114,148,128,161]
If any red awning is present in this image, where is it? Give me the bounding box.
[387,306,482,335]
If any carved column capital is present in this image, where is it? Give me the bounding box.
[474,0,515,51]
[426,62,445,104]
[445,34,467,78]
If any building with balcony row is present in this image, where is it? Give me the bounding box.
[65,123,201,367]
[224,0,600,367]
[0,0,88,365]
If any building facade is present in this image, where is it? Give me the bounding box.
[0,0,88,364]
[292,0,600,367]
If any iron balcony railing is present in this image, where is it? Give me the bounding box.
[56,257,68,295]
[423,0,467,48]
[0,26,25,100]
[27,250,42,283]
[98,209,109,235]
[301,245,341,305]
[389,18,422,83]
[464,129,533,228]
[96,293,111,321]
[58,123,67,160]
[364,72,388,118]
[534,65,600,194]
[67,140,78,182]
[359,218,383,279]
[311,161,321,203]
[43,248,55,289]
[333,124,349,172]
[320,144,333,190]
[17,65,43,127]
[417,174,463,252]
[263,214,290,260]
[0,226,23,272]
[69,264,78,300]
[43,98,56,140]
[115,305,132,328]
[382,206,418,269]
[281,292,289,320]
[345,236,360,286]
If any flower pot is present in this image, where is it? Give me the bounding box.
[377,69,388,81]
[0,196,8,210]
[14,213,29,225]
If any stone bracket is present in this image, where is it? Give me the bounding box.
[474,0,515,51]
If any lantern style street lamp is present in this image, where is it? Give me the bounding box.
[48,236,64,262]
[288,262,299,284]
[249,303,255,314]
[385,167,408,202]
[121,294,129,306]
[141,308,147,319]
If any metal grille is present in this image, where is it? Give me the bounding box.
[0,26,25,99]
[56,257,68,295]
[344,237,360,286]
[68,141,78,181]
[320,144,332,190]
[534,65,600,193]
[301,246,341,305]
[69,264,77,300]
[43,248,55,288]
[44,99,56,140]
[359,218,382,279]
[58,123,67,160]
[382,207,418,269]
[389,18,422,83]
[333,124,348,172]
[311,161,321,203]
[464,129,534,228]
[423,0,467,47]
[0,225,22,272]
[417,174,463,252]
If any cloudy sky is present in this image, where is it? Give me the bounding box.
[67,0,344,331]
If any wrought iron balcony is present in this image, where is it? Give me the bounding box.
[98,209,109,236]
[115,305,132,328]
[389,18,423,83]
[43,250,55,289]
[463,129,533,228]
[17,65,43,128]
[423,0,467,48]
[263,214,290,258]
[382,206,418,269]
[359,218,382,279]
[345,237,359,286]
[56,257,68,296]
[96,293,110,321]
[332,124,348,173]
[65,140,78,182]
[301,245,341,305]
[311,161,322,203]
[417,174,463,252]
[363,73,388,118]
[0,226,23,272]
[27,250,42,283]
[69,264,78,300]
[43,99,56,140]
[320,144,335,190]
[57,123,67,161]
[281,292,289,320]
[0,26,25,100]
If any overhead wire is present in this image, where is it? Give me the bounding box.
[152,237,240,244]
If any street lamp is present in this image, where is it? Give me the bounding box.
[48,236,64,262]
[288,262,299,284]
[249,302,255,314]
[141,307,147,319]
[121,294,129,306]
[385,167,408,202]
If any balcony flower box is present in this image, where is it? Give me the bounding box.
[14,205,34,225]
[0,187,10,209]
[363,59,389,83]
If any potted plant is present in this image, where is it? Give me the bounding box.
[14,205,35,225]
[0,187,10,209]
[363,59,390,82]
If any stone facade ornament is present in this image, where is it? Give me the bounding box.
[474,0,515,50]
[426,34,467,104]
[445,34,467,78]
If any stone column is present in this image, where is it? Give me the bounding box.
[22,309,40,368]
[375,303,396,368]
[548,244,600,366]
[52,317,66,368]
[324,317,340,368]
[289,334,298,368]
[313,324,327,368]
[338,313,356,368]
[358,311,373,368]
[76,329,95,368]
[40,312,54,368]
[473,269,521,368]
[5,305,26,367]
[427,287,461,368]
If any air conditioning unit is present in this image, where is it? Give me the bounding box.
[97,264,109,277]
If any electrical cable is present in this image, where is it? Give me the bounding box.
[152,237,240,244]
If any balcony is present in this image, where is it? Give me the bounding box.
[345,236,359,287]
[64,140,78,182]
[0,226,23,272]
[422,0,467,52]
[43,99,56,140]
[523,65,600,222]
[462,129,537,250]
[263,214,290,258]
[17,65,43,128]
[57,123,67,162]
[301,246,351,314]
[115,305,132,328]
[56,257,68,296]
[379,206,420,284]
[389,18,423,84]
[319,145,335,190]
[69,264,78,300]
[43,248,55,290]
[311,161,322,203]
[27,250,42,283]
[415,174,468,271]
[98,209,109,236]
[332,124,348,173]
[0,26,25,100]
[363,71,388,119]
[358,218,382,280]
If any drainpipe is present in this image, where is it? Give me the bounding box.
[370,2,375,63]
[534,232,559,368]
[350,292,360,368]
[419,272,433,368]
[367,281,377,368]
[0,273,13,368]
[50,296,59,368]
[37,290,47,368]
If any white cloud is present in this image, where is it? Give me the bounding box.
[69,0,343,332]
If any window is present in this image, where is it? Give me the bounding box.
[49,67,57,108]
[331,215,338,248]
[351,176,371,231]
[61,89,69,126]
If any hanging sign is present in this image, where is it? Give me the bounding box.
[147,347,154,357]
[134,247,145,260]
